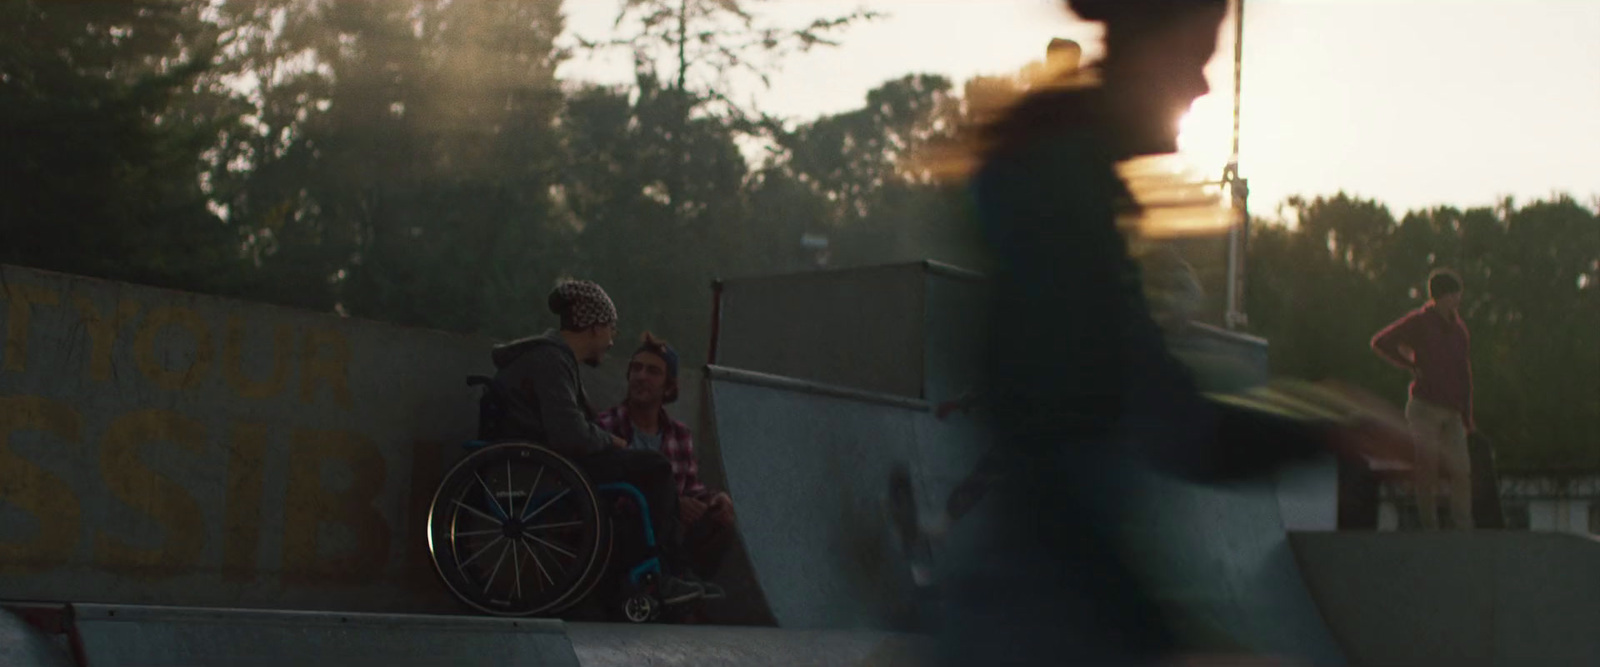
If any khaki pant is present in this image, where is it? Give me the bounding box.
[1408,397,1473,529]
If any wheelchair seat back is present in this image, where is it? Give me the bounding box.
[466,375,512,442]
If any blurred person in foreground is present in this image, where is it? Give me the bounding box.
[921,1,1417,664]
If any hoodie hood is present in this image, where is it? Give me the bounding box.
[491,330,568,369]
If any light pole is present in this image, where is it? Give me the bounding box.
[1223,0,1250,331]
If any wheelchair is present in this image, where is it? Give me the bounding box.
[425,375,670,622]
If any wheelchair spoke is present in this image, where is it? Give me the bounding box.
[524,520,584,531]
[524,532,578,559]
[459,535,505,568]
[505,460,518,519]
[529,537,569,576]
[451,528,502,538]
[512,540,523,600]
[483,541,511,594]
[451,499,502,525]
[518,467,546,521]
[522,487,570,522]
[520,539,555,588]
[474,472,508,520]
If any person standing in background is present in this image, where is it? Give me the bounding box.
[1371,269,1475,530]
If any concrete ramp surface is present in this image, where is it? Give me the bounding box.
[705,362,1348,662]
[566,623,930,666]
[71,605,579,667]
[0,610,72,667]
[1295,531,1600,666]
[10,603,931,667]
[706,366,976,631]
[1124,465,1347,663]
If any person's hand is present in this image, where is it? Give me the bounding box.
[706,492,735,525]
[680,495,708,525]
[611,434,628,449]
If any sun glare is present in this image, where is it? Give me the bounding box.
[1177,93,1234,176]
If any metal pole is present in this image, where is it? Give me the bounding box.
[1224,0,1250,330]
[1231,0,1245,164]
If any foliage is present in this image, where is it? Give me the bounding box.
[3,0,1593,469]
[1247,194,1600,471]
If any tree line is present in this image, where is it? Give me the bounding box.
[3,0,1594,470]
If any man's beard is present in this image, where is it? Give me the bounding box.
[583,355,603,368]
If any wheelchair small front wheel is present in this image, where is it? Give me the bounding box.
[426,442,605,616]
[622,594,659,623]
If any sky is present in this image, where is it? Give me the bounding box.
[559,0,1600,219]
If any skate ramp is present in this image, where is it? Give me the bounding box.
[706,363,1345,662]
[1295,531,1600,667]
[1125,464,1346,662]
[0,609,72,667]
[704,262,1347,662]
[705,366,985,631]
[712,261,988,402]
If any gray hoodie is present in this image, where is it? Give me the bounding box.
[490,330,614,458]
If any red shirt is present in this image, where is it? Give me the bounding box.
[1370,304,1474,429]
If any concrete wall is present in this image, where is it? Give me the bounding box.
[0,264,497,613]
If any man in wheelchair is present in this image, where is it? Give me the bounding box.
[488,280,707,606]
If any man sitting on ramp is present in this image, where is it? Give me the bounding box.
[489,280,705,606]
[597,333,737,605]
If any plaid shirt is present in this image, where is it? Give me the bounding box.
[595,404,710,500]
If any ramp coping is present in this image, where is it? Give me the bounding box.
[705,365,931,411]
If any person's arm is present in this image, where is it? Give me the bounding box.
[1370,312,1421,372]
[519,349,617,456]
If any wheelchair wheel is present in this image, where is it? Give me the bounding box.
[427,443,606,616]
[556,515,615,617]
